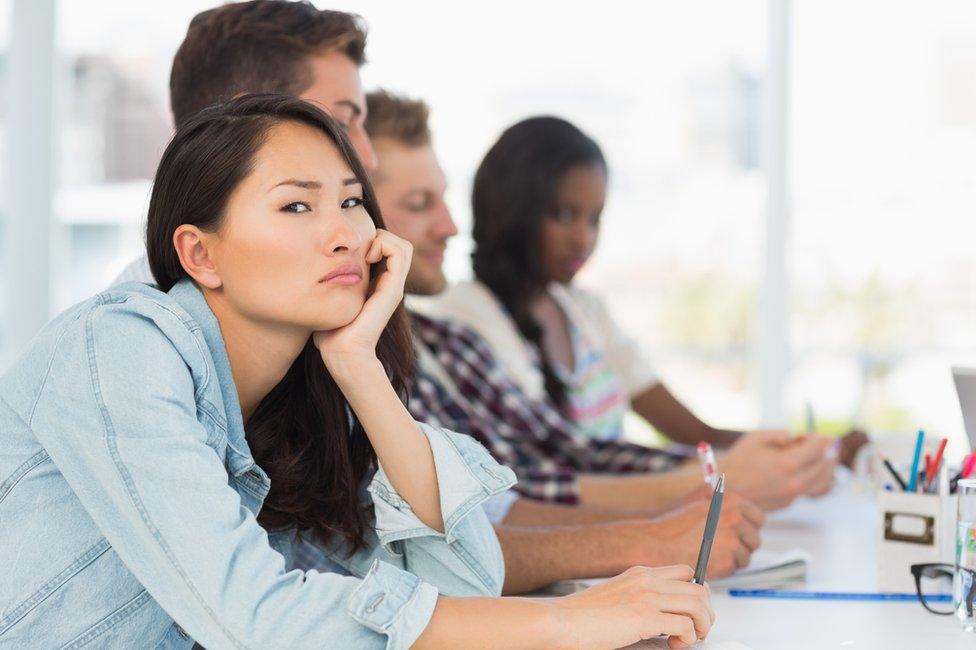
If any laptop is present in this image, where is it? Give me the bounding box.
[952,366,976,452]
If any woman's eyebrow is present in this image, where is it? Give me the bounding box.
[270,179,322,191]
[343,177,361,186]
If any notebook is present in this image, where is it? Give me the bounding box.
[707,548,810,590]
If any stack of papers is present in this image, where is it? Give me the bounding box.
[708,548,810,590]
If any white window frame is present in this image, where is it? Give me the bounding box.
[2,0,56,368]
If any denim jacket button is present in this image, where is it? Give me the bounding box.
[480,462,502,482]
[365,593,385,614]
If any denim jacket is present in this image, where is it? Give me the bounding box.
[0,279,515,649]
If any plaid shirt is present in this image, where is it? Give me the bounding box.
[408,312,683,504]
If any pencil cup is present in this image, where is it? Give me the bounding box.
[877,490,955,593]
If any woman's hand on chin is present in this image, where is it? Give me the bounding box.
[313,229,412,378]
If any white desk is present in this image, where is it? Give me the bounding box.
[648,474,974,649]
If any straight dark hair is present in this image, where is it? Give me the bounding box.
[471,116,606,411]
[147,93,414,552]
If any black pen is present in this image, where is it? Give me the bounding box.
[693,473,725,585]
[881,456,908,492]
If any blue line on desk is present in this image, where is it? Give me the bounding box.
[728,589,952,602]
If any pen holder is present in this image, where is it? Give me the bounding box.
[877,490,955,593]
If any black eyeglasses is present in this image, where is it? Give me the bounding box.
[910,563,976,616]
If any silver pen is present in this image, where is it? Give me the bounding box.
[693,473,726,584]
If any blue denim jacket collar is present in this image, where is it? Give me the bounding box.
[168,278,253,475]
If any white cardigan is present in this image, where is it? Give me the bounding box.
[422,280,659,403]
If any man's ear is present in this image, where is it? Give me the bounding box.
[173,224,222,289]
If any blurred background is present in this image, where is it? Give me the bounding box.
[2,0,975,447]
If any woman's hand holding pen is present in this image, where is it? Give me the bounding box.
[549,565,714,649]
[417,566,714,650]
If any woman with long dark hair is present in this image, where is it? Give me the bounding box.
[432,116,669,441]
[428,116,839,510]
[0,96,712,649]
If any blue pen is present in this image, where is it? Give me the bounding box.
[728,589,950,602]
[906,429,925,493]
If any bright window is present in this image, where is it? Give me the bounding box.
[340,0,769,434]
[788,0,976,441]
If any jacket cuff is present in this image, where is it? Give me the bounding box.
[368,422,516,548]
[347,559,439,650]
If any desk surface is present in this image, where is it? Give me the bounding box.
[660,473,974,649]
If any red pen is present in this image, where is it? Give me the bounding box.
[924,446,933,483]
[926,437,948,490]
[962,453,976,479]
